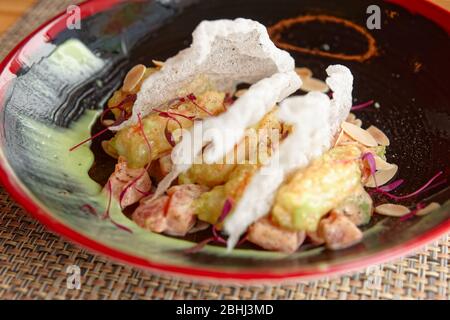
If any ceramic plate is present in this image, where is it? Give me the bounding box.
[0,0,449,282]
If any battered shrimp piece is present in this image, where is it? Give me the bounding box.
[178,109,281,188]
[106,157,152,207]
[247,217,306,253]
[107,90,226,168]
[194,163,259,225]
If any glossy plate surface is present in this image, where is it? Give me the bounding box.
[0,0,449,281]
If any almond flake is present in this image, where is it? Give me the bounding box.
[152,60,164,68]
[375,203,410,217]
[301,77,329,93]
[342,122,378,147]
[354,119,362,127]
[374,155,396,170]
[367,125,390,146]
[123,64,146,93]
[234,89,248,97]
[295,67,313,79]
[365,164,398,187]
[416,202,441,216]
[346,113,356,122]
[334,129,345,146]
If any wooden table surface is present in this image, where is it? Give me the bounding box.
[0,0,449,36]
[0,0,36,34]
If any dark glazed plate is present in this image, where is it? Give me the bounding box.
[0,0,449,282]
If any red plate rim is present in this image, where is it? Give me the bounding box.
[0,0,449,282]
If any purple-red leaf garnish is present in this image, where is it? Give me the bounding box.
[362,152,376,176]
[219,198,234,223]
[361,152,377,187]
[351,99,374,111]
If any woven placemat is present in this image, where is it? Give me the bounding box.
[0,0,448,300]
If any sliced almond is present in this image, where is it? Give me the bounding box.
[416,202,441,216]
[102,119,115,127]
[234,89,248,98]
[152,59,164,68]
[346,113,356,122]
[334,129,345,146]
[354,119,363,127]
[365,164,398,187]
[334,130,357,147]
[301,77,329,93]
[375,203,410,217]
[367,125,390,146]
[342,122,378,147]
[374,155,396,171]
[123,64,146,93]
[295,67,313,79]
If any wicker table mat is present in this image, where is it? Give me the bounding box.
[0,0,449,300]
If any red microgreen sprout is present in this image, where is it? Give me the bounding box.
[69,127,111,152]
[103,181,133,233]
[222,92,234,111]
[153,108,195,148]
[187,93,214,116]
[69,94,137,151]
[351,99,374,111]
[118,113,152,208]
[237,232,249,246]
[153,108,196,122]
[212,227,227,244]
[375,171,443,201]
[185,197,243,253]
[399,202,426,222]
[184,237,215,254]
[421,177,447,194]
[210,198,234,244]
[81,204,98,217]
[164,124,176,147]
[378,179,404,192]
